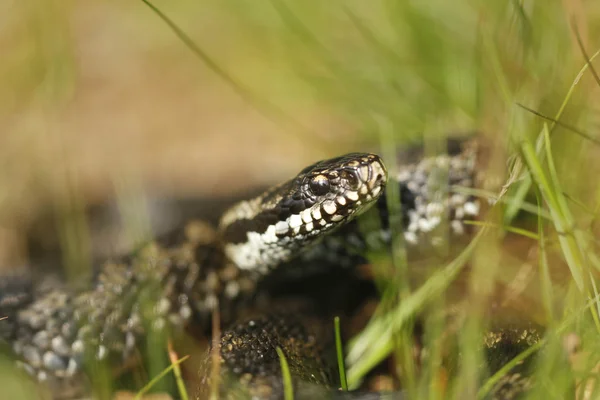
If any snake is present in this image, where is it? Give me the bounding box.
[0,138,548,399]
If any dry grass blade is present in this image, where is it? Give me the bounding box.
[572,19,600,87]
[138,0,317,142]
[133,355,190,400]
[167,341,189,400]
[515,103,600,146]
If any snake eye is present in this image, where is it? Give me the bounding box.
[309,175,331,196]
[343,171,360,190]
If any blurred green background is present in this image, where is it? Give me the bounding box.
[1,0,599,268]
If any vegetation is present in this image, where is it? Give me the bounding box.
[1,0,600,398]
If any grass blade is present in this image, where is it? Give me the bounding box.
[334,316,348,391]
[519,134,585,290]
[139,0,317,141]
[346,228,484,386]
[167,341,189,400]
[134,355,190,400]
[276,347,294,400]
[505,47,600,223]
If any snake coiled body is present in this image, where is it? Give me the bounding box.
[0,138,533,399]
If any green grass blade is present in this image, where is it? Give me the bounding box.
[134,355,190,400]
[346,228,484,386]
[464,220,539,240]
[479,289,600,399]
[537,192,555,324]
[520,135,585,290]
[505,47,600,224]
[276,347,294,400]
[477,341,542,399]
[334,316,348,391]
[167,342,189,400]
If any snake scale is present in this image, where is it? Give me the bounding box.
[0,138,549,399]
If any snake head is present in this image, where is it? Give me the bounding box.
[293,152,387,224]
[220,153,387,272]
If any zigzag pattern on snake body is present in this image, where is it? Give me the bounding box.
[0,138,499,399]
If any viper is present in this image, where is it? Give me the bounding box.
[0,138,541,399]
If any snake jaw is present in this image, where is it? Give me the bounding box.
[219,153,387,272]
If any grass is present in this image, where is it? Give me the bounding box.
[133,355,189,400]
[334,316,348,391]
[2,0,600,399]
[346,228,484,387]
[167,341,190,400]
[276,347,294,400]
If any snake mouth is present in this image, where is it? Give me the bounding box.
[350,154,387,202]
[363,157,387,197]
